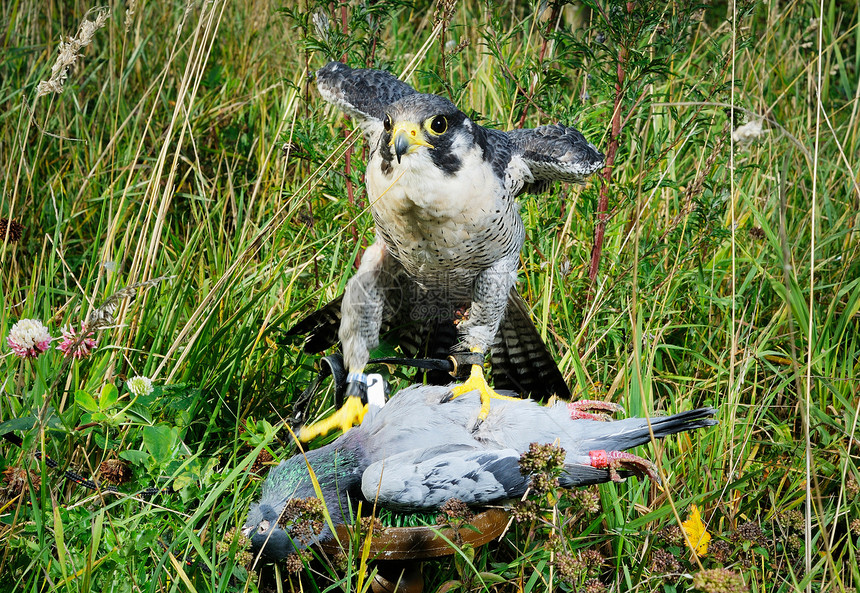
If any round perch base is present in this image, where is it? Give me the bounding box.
[319,508,511,593]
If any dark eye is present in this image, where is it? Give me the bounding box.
[429,115,447,135]
[383,114,392,132]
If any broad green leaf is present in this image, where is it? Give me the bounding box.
[99,384,118,410]
[142,425,178,465]
[0,416,37,435]
[119,450,149,465]
[75,390,99,413]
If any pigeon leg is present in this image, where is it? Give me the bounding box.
[567,399,625,421]
[449,347,519,420]
[588,450,659,483]
[300,396,368,441]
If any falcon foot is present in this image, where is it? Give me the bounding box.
[299,395,368,442]
[447,348,519,422]
[567,399,625,421]
[588,450,659,483]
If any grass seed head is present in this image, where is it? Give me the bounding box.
[36,8,111,97]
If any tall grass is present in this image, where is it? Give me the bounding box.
[1,1,858,592]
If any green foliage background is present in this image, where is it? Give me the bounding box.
[1,0,858,591]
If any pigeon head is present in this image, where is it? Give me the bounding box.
[242,441,365,562]
[242,502,301,560]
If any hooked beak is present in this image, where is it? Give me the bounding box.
[391,122,432,163]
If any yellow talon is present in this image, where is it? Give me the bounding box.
[449,348,519,420]
[299,396,368,442]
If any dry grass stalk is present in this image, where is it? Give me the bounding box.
[36,8,111,97]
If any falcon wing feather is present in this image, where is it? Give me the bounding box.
[492,288,571,398]
[507,124,604,186]
[317,61,417,133]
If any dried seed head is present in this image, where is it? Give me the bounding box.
[519,442,566,475]
[0,218,24,242]
[284,552,305,574]
[846,476,859,498]
[250,450,273,475]
[657,524,684,545]
[278,497,326,543]
[574,487,600,513]
[731,521,765,545]
[709,539,733,563]
[555,552,586,584]
[691,568,749,593]
[98,459,131,484]
[748,226,766,240]
[582,579,607,593]
[436,498,474,525]
[2,466,41,500]
[650,548,681,575]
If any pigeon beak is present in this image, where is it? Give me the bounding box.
[391,122,431,163]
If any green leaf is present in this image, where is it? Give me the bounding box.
[119,450,149,465]
[98,384,118,411]
[477,572,507,584]
[142,425,178,465]
[75,390,99,413]
[0,416,37,436]
[172,472,195,491]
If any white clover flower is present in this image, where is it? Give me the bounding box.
[127,375,154,397]
[7,319,53,358]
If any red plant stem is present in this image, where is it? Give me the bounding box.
[588,48,626,283]
[337,4,360,266]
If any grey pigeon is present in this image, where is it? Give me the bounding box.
[242,384,716,560]
[292,62,604,440]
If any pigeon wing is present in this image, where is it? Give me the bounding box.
[361,446,529,510]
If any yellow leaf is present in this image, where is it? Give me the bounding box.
[681,505,711,556]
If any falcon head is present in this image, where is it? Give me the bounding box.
[380,94,474,174]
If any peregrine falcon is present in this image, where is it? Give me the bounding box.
[294,62,604,440]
